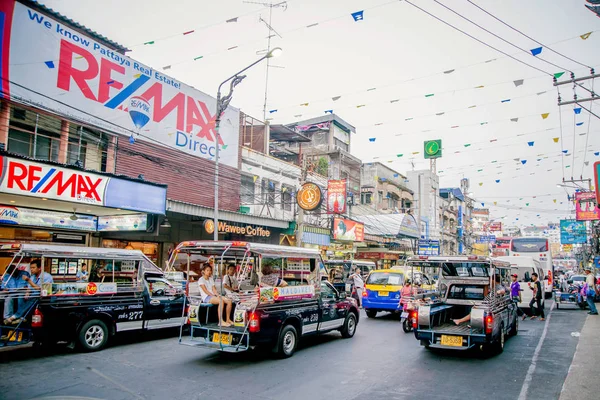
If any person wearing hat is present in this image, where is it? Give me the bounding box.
[510,273,526,320]
[584,267,598,315]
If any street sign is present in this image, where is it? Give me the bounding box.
[424,140,442,159]
[418,240,440,255]
[476,235,496,243]
[560,219,587,244]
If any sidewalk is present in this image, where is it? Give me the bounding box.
[559,314,600,400]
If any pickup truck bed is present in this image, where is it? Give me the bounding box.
[427,322,484,335]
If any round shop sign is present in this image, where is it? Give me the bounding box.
[86,282,98,295]
[204,219,215,234]
[297,182,323,211]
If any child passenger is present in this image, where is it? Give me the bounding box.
[198,264,233,327]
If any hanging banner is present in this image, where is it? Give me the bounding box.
[327,179,347,214]
[488,222,503,231]
[575,192,600,221]
[560,219,587,244]
[418,240,440,255]
[332,217,364,242]
[1,1,239,168]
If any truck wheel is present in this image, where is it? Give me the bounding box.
[366,310,377,319]
[78,319,109,352]
[340,313,357,338]
[276,325,298,358]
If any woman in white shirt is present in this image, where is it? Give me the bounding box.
[198,264,234,327]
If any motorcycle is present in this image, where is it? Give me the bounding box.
[400,299,417,333]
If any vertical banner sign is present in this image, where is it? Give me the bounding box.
[595,162,600,205]
[327,179,347,214]
[560,219,587,244]
[575,192,600,221]
[458,205,464,254]
[1,1,239,167]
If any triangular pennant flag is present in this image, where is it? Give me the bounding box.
[253,176,258,183]
[396,154,403,157]
[528,141,534,146]
[464,144,471,147]
[324,109,333,114]
[425,94,435,97]
[554,72,565,79]
[300,103,309,106]
[531,47,543,56]
[351,10,364,21]
[576,122,584,126]
[44,61,55,69]
[332,96,341,101]
[562,149,568,154]
[496,180,500,183]
[444,69,455,74]
[574,108,582,114]
[501,99,511,103]
[511,118,519,122]
[513,79,524,87]
[183,30,195,35]
[269,109,278,114]
[143,41,155,45]
[481,202,485,206]
[194,56,204,61]
[521,160,527,165]
[479,183,483,186]
[581,32,592,40]
[129,134,135,144]
[553,137,559,143]
[553,199,557,203]
[595,152,600,156]
[368,138,376,142]
[226,17,238,23]
[494,202,497,205]
[357,104,366,108]
[585,161,590,166]
[541,113,549,119]
[526,203,530,206]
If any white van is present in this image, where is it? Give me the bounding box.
[497,256,545,309]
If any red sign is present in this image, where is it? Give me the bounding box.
[327,180,347,214]
[356,252,381,260]
[0,156,108,205]
[488,222,503,231]
[332,217,364,242]
[575,192,600,221]
[86,282,98,295]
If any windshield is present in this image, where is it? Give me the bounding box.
[511,238,548,252]
[511,267,536,282]
[572,276,586,282]
[367,272,404,285]
[439,262,490,277]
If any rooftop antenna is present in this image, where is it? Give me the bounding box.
[244,1,287,121]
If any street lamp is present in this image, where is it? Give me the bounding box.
[213,47,282,241]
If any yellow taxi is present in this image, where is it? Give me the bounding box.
[362,269,405,318]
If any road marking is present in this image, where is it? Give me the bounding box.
[87,366,144,400]
[518,302,554,400]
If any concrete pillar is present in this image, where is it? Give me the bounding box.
[0,101,10,149]
[58,120,69,163]
[105,135,117,173]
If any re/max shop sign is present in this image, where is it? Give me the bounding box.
[204,220,271,237]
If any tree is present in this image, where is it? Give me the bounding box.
[316,157,329,177]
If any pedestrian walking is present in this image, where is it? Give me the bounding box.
[509,274,526,320]
[584,268,598,315]
[528,272,545,321]
[349,268,364,308]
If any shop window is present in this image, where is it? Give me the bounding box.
[102,240,158,264]
[241,175,255,204]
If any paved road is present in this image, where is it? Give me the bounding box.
[0,303,587,400]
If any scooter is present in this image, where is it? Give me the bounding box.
[400,300,416,333]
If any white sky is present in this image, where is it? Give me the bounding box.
[41,0,600,227]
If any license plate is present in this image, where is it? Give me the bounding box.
[401,312,409,318]
[379,291,389,297]
[212,333,232,345]
[441,335,463,347]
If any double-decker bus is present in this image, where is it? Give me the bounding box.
[491,237,511,257]
[509,237,553,298]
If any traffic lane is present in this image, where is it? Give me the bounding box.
[0,308,585,400]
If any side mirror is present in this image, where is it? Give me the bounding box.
[339,292,347,300]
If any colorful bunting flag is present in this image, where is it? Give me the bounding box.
[129,134,135,144]
[501,99,511,103]
[479,183,483,186]
[513,79,524,87]
[464,144,471,147]
[324,109,333,114]
[351,10,364,21]
[332,96,341,101]
[528,141,534,146]
[481,202,485,206]
[194,56,204,61]
[253,176,258,183]
[226,17,238,23]
[496,180,500,183]
[595,152,600,156]
[368,138,376,142]
[183,30,195,35]
[531,47,543,56]
[541,113,549,119]
[444,69,455,74]
[44,61,55,69]
[526,203,530,206]
[397,154,403,157]
[553,137,559,143]
[576,122,584,126]
[143,41,155,45]
[269,109,278,114]
[511,118,519,122]
[425,94,435,97]
[562,150,568,154]
[521,160,527,165]
[574,108,582,114]
[554,72,565,79]
[581,32,592,40]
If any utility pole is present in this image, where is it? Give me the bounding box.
[296,148,307,247]
[555,69,600,120]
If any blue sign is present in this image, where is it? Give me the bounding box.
[418,240,440,256]
[476,235,496,243]
[458,205,464,254]
[560,219,587,244]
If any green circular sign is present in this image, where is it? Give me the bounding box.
[426,141,440,155]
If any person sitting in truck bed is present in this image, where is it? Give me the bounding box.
[198,264,234,327]
[260,263,288,287]
[452,275,507,326]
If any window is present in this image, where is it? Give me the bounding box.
[320,281,337,298]
[8,106,61,161]
[241,175,255,204]
[260,179,276,207]
[361,192,372,205]
[334,137,348,152]
[66,125,109,171]
[281,185,293,211]
[378,191,384,205]
[366,272,404,285]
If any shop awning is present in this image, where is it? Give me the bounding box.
[352,213,420,239]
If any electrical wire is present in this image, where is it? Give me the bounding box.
[434,0,573,73]
[580,79,595,177]
[465,0,592,69]
[403,0,553,76]
[555,85,567,181]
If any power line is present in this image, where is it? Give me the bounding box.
[580,79,595,177]
[433,0,572,73]
[404,0,553,76]
[465,0,592,69]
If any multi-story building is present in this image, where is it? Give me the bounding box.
[439,188,468,255]
[359,162,414,214]
[406,169,440,240]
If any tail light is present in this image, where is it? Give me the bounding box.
[548,270,552,285]
[31,308,43,328]
[362,289,368,297]
[485,314,493,334]
[184,305,190,325]
[411,310,418,329]
[248,311,260,333]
